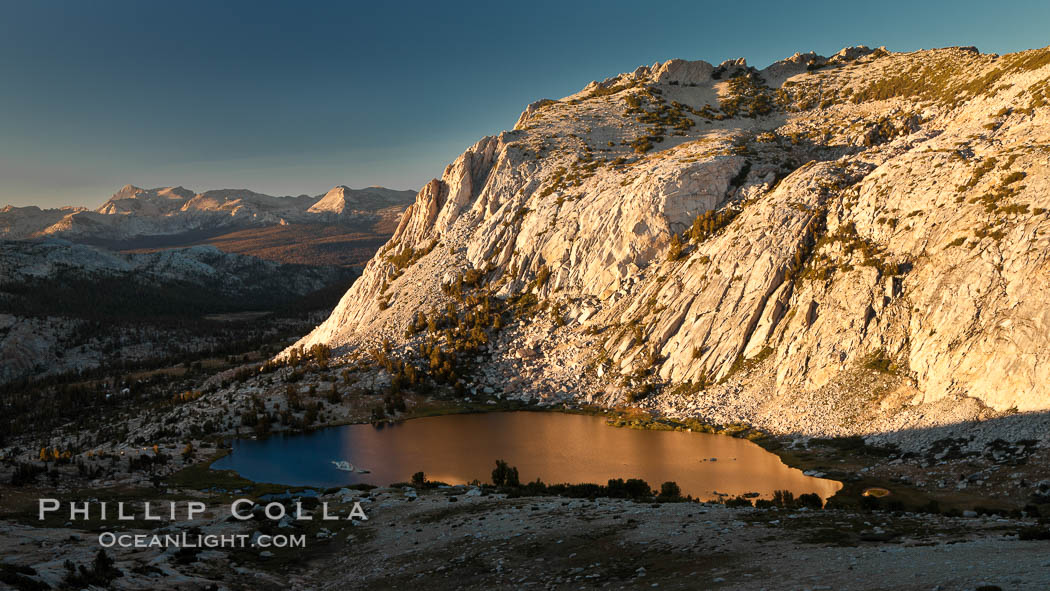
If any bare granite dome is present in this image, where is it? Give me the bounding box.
[292,45,1050,434]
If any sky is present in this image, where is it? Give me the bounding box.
[1,0,1048,208]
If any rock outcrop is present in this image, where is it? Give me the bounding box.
[294,45,1050,434]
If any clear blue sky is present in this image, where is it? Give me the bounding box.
[2,0,1047,208]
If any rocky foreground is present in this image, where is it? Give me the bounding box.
[2,481,1050,590]
[3,378,1050,589]
[319,490,1049,591]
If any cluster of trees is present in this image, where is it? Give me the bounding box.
[385,239,438,274]
[276,343,333,371]
[666,234,685,261]
[686,206,744,244]
[369,339,423,394]
[402,281,505,392]
[487,459,686,502]
[491,460,520,487]
[629,92,696,132]
[396,461,833,512]
[38,447,72,462]
[370,392,406,423]
[10,462,46,486]
[172,390,203,404]
[724,489,823,509]
[127,450,169,473]
[620,86,710,154]
[241,394,273,434]
[259,343,336,386]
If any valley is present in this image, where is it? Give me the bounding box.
[119,223,398,268]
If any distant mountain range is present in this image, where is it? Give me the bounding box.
[0,183,418,383]
[0,184,416,241]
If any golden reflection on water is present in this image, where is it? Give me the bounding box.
[335,412,841,501]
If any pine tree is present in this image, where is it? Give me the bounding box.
[667,233,684,261]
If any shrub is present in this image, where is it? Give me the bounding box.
[630,137,653,154]
[1002,171,1026,185]
[657,481,682,500]
[386,240,438,272]
[725,496,753,508]
[862,351,896,374]
[550,303,566,327]
[797,493,823,509]
[533,264,551,289]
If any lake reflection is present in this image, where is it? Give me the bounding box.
[211,411,841,501]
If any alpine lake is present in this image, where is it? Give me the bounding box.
[211,411,841,501]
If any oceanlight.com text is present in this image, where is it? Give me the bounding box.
[97,532,306,549]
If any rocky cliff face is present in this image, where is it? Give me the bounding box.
[294,45,1050,435]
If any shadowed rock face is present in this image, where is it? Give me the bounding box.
[295,45,1050,431]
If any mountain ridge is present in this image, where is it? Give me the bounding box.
[0,184,417,242]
